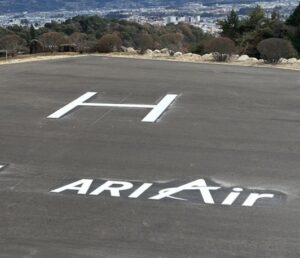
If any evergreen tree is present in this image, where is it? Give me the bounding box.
[286,3,300,51]
[289,26,300,52]
[30,24,36,40]
[286,3,300,26]
[218,10,240,40]
[247,5,265,30]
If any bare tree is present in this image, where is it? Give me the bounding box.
[179,23,194,40]
[205,37,236,61]
[97,33,122,53]
[39,32,69,53]
[160,32,184,52]
[0,34,26,56]
[70,32,88,53]
[135,33,154,53]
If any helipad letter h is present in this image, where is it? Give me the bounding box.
[47,92,177,123]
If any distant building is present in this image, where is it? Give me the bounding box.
[164,15,201,25]
[164,16,177,24]
[58,44,77,52]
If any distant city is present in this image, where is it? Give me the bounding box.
[0,0,298,33]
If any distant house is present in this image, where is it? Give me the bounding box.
[58,44,76,52]
[0,50,8,58]
[30,39,44,54]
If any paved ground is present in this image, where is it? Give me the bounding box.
[0,56,299,257]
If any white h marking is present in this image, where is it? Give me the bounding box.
[47,92,177,123]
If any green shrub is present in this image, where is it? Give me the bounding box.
[257,38,297,63]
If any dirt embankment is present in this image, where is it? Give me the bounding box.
[96,52,300,71]
[0,52,85,65]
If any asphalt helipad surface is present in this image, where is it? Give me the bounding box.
[0,56,299,257]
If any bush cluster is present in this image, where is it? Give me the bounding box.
[215,5,300,62]
[0,16,210,56]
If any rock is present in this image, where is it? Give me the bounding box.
[278,58,288,64]
[202,53,214,61]
[237,55,250,61]
[145,49,153,55]
[287,58,298,64]
[126,47,137,54]
[160,48,169,55]
[230,54,239,61]
[185,53,202,60]
[174,52,183,57]
[153,49,161,54]
[183,52,194,57]
[191,54,202,59]
[120,46,127,52]
[248,57,258,62]
[258,59,265,63]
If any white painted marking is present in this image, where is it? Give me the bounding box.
[50,178,282,207]
[157,188,187,201]
[81,103,155,108]
[128,183,153,198]
[242,193,274,207]
[0,164,7,171]
[149,179,220,204]
[48,92,97,119]
[222,188,243,205]
[47,92,177,122]
[142,94,177,122]
[89,180,133,197]
[51,179,94,194]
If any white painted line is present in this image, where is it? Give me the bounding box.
[0,164,7,171]
[47,92,177,122]
[47,92,97,119]
[81,103,155,108]
[128,183,153,198]
[142,94,177,123]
